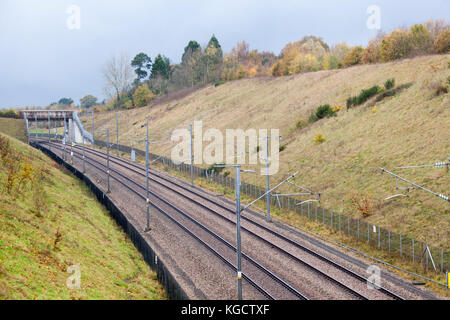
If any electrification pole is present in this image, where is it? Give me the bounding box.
[145,119,151,232]
[82,134,86,174]
[48,111,50,142]
[92,110,95,144]
[116,111,119,156]
[106,129,110,193]
[190,124,194,186]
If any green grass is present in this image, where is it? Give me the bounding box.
[0,118,27,143]
[0,133,166,300]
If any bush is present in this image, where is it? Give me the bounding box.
[350,192,375,218]
[214,81,226,87]
[133,84,155,108]
[343,46,364,67]
[295,118,306,130]
[381,29,412,61]
[315,104,337,120]
[409,24,434,56]
[279,145,287,152]
[0,109,20,119]
[207,163,225,174]
[313,133,326,144]
[384,78,395,90]
[346,96,357,110]
[308,112,319,123]
[434,30,450,54]
[347,85,381,109]
[357,86,380,105]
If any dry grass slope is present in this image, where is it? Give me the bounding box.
[0,118,27,143]
[81,55,450,248]
[0,133,166,300]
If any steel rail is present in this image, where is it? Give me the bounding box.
[45,140,402,299]
[42,140,403,300]
[38,141,308,300]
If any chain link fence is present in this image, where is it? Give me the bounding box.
[34,134,450,275]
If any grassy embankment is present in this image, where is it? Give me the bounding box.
[0,133,166,300]
[81,55,450,252]
[0,118,27,143]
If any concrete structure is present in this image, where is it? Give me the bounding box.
[21,110,93,145]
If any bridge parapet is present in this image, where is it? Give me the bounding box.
[22,110,93,145]
[21,110,75,121]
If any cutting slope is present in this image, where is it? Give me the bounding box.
[0,133,166,300]
[82,55,450,248]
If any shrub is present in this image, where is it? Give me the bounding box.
[384,78,395,90]
[361,38,382,64]
[347,85,381,109]
[332,105,342,113]
[315,104,337,120]
[214,80,226,87]
[356,86,380,105]
[295,118,306,130]
[313,133,326,144]
[381,29,412,61]
[409,24,434,56]
[343,46,364,67]
[0,109,20,119]
[133,84,155,108]
[207,163,225,174]
[350,192,375,218]
[447,76,450,86]
[308,112,319,123]
[346,96,357,110]
[434,30,450,54]
[279,145,287,152]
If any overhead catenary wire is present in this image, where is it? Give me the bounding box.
[380,168,449,203]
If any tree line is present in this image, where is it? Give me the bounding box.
[44,19,448,112]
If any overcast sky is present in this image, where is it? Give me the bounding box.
[0,0,448,108]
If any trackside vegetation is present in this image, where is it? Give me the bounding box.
[0,133,166,300]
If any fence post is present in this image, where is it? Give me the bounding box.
[348,216,350,235]
[323,208,325,225]
[388,231,391,253]
[339,214,341,232]
[331,212,333,229]
[308,202,310,219]
[400,234,402,258]
[441,248,443,273]
[412,239,415,263]
[368,223,370,244]
[378,227,381,248]
[315,205,318,221]
[357,220,360,239]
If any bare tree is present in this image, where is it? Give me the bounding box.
[102,53,133,107]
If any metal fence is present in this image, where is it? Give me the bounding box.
[35,134,450,274]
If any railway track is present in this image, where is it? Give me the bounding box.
[36,140,309,300]
[38,140,406,300]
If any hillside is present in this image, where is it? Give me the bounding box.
[81,54,450,249]
[0,133,166,300]
[0,118,27,143]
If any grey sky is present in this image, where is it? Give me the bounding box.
[0,0,448,108]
